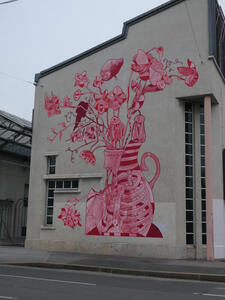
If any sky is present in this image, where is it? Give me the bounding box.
[0,0,225,121]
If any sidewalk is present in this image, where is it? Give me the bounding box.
[0,246,225,282]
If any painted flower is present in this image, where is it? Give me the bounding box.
[148,57,172,89]
[73,89,83,101]
[131,48,172,90]
[100,58,124,81]
[107,86,126,111]
[84,126,95,140]
[79,150,96,165]
[94,90,109,115]
[58,205,81,228]
[131,49,151,81]
[131,80,142,93]
[44,92,61,117]
[70,128,83,142]
[93,76,103,88]
[177,59,199,87]
[63,96,73,107]
[94,99,108,115]
[74,71,90,88]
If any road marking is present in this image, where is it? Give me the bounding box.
[0,297,17,299]
[0,274,96,286]
[194,293,225,298]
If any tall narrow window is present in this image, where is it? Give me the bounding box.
[185,103,194,245]
[47,156,56,174]
[46,180,55,225]
[200,105,206,244]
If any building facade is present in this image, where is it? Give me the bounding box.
[0,110,31,245]
[26,0,225,259]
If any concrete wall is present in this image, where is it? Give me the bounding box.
[213,199,225,259]
[26,0,225,259]
[0,152,30,242]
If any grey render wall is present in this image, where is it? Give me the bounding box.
[0,152,30,241]
[26,0,225,258]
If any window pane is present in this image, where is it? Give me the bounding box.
[56,180,63,188]
[201,156,205,166]
[186,211,193,221]
[200,114,204,124]
[49,166,55,174]
[186,188,193,199]
[200,125,204,134]
[200,135,205,145]
[47,207,53,215]
[201,167,205,178]
[64,180,71,188]
[47,216,53,225]
[185,123,192,133]
[48,189,54,197]
[72,180,79,188]
[202,200,206,210]
[201,178,205,188]
[48,198,54,206]
[186,200,193,210]
[185,155,193,166]
[185,134,192,144]
[201,189,206,199]
[48,181,55,188]
[186,234,194,244]
[185,145,192,154]
[186,177,193,187]
[49,156,56,165]
[185,103,192,112]
[185,113,192,122]
[200,146,205,155]
[202,223,206,233]
[186,166,193,176]
[200,105,204,114]
[202,234,207,245]
[202,211,206,222]
[186,223,193,233]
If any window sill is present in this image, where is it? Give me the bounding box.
[40,226,56,230]
[43,173,103,180]
[54,189,81,194]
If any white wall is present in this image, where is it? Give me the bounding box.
[213,199,225,259]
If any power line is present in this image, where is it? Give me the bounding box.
[0,0,18,5]
[0,71,43,87]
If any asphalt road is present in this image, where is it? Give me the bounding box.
[0,265,225,300]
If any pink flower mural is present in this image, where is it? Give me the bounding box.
[44,47,198,235]
[58,199,81,228]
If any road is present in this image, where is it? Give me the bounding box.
[0,265,225,300]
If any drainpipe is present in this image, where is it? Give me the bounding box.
[204,95,214,261]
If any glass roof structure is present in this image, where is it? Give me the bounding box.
[0,110,32,157]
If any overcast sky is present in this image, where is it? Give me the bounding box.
[0,0,224,121]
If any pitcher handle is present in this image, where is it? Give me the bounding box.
[140,152,160,190]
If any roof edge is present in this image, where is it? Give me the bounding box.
[35,0,185,83]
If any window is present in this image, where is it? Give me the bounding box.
[208,0,225,77]
[185,103,194,245]
[184,102,208,248]
[47,156,56,174]
[45,179,79,225]
[200,105,206,245]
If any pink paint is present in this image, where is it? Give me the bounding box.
[44,47,199,234]
[100,58,124,81]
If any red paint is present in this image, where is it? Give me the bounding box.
[44,47,199,234]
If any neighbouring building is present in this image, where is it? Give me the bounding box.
[26,0,225,259]
[0,110,31,245]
